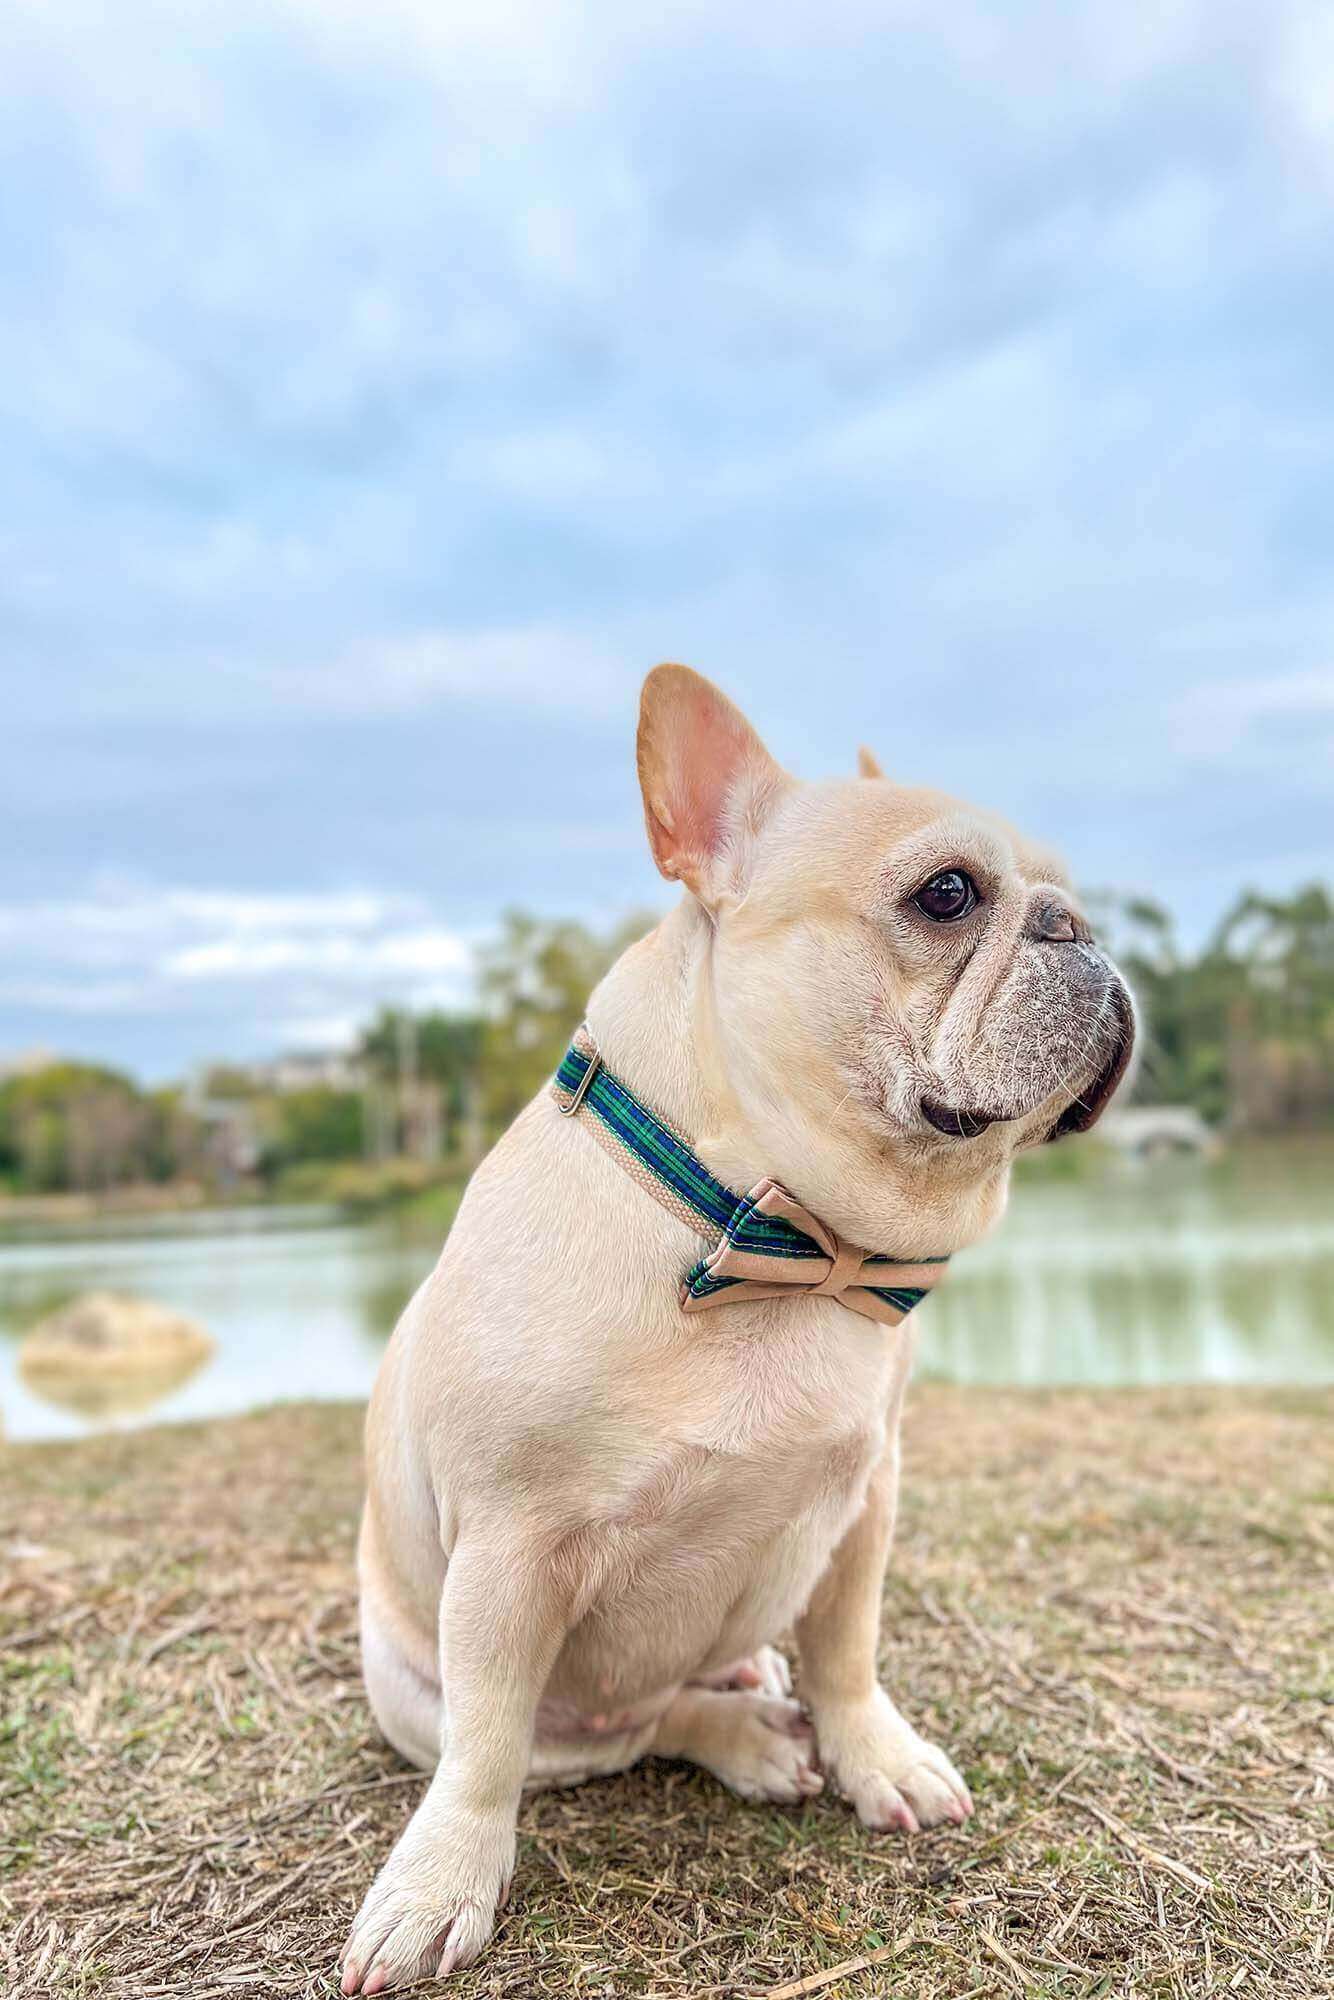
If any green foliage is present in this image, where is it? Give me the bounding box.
[0,1062,158,1192]
[272,1155,450,1210]
[359,1008,484,1119]
[267,1087,365,1165]
[199,1065,262,1100]
[5,884,1330,1204]
[1095,881,1334,1130]
[475,907,655,1131]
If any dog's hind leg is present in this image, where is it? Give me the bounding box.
[651,1686,823,1804]
[688,1645,792,1698]
[360,1589,443,1773]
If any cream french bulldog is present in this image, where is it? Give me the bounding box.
[340,666,1134,1993]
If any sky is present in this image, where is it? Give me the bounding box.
[2,0,1333,1080]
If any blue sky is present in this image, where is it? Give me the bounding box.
[3,0,1333,1078]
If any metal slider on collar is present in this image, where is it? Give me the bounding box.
[559,1047,602,1116]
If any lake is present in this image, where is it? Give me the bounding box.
[3,1141,1332,1441]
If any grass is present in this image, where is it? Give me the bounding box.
[1,1387,1331,1999]
[268,1162,467,1218]
[0,1164,468,1240]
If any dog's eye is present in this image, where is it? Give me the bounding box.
[913,870,978,921]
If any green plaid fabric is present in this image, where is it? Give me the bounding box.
[554,1039,944,1316]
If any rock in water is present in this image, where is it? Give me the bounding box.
[20,1291,215,1380]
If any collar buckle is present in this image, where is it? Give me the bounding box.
[559,1047,602,1116]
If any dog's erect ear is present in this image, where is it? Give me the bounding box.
[637,665,787,907]
[856,745,885,780]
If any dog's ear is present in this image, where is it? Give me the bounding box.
[637,665,788,907]
[856,745,885,780]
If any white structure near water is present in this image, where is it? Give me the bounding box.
[1100,1106,1220,1160]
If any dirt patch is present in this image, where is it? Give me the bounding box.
[2,1388,1330,1998]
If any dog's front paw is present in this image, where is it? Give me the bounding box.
[814,1689,972,1833]
[340,1806,513,1993]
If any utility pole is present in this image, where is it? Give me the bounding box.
[396,1009,419,1157]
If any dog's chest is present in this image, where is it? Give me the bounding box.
[558,1417,881,1701]
[672,1295,899,1457]
[558,1307,898,1687]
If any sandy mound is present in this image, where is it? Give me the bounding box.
[20,1289,215,1381]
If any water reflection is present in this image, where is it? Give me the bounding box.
[20,1344,214,1421]
[0,1217,436,1442]
[356,1266,430,1342]
[921,1140,1334,1387]
[1,1141,1332,1440]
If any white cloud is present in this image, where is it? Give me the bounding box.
[1171,666,1334,757]
[0,880,477,1057]
[165,926,470,980]
[164,889,403,932]
[278,624,633,717]
[274,1010,364,1053]
[1274,3,1334,175]
[0,980,150,1014]
[0,887,410,943]
[2,0,1333,1079]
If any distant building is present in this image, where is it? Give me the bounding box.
[191,1049,367,1101]
[182,1046,369,1178]
[190,1097,264,1182]
[239,1050,367,1094]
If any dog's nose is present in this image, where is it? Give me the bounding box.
[1027,896,1084,943]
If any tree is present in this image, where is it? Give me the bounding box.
[1212,885,1334,1129]
[1093,882,1334,1130]
[269,1087,365,1166]
[360,1010,484,1113]
[476,908,655,1131]
[358,1009,485,1162]
[0,1063,163,1192]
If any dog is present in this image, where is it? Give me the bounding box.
[339,665,1134,1993]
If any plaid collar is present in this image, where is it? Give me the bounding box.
[551,1031,948,1326]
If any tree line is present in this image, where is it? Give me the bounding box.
[1095,882,1334,1129]
[1,885,1329,1197]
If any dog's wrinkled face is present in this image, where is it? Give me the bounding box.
[637,666,1134,1205]
[749,783,1134,1154]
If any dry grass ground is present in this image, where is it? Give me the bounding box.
[2,1388,1331,2000]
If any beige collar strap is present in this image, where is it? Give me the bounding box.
[551,1032,949,1326]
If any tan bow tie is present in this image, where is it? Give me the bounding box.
[680,1177,948,1327]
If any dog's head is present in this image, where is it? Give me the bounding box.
[636,665,1134,1247]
